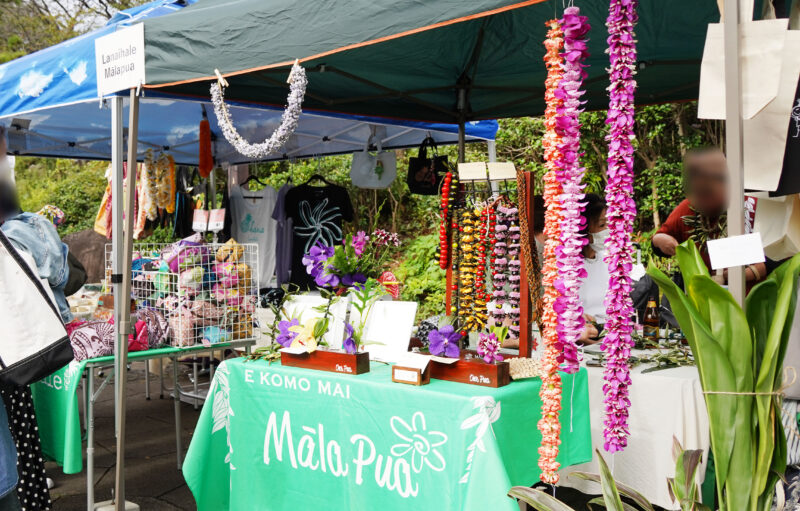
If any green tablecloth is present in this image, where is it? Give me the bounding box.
[183,359,592,511]
[31,345,233,474]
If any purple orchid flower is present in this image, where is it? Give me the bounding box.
[343,322,356,354]
[341,272,367,290]
[351,231,368,256]
[276,318,300,347]
[302,242,334,274]
[428,325,461,358]
[314,265,340,288]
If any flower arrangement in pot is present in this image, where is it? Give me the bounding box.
[291,229,401,355]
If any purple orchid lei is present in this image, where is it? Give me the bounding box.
[553,6,590,374]
[602,0,638,453]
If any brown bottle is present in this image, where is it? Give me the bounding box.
[643,298,659,339]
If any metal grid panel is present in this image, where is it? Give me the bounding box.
[105,242,260,347]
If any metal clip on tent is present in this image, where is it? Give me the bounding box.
[214,68,229,88]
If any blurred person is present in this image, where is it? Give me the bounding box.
[0,177,66,510]
[651,147,767,284]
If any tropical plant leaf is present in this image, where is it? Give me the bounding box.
[675,240,710,285]
[595,449,625,511]
[753,255,800,495]
[586,497,639,511]
[570,472,655,511]
[507,486,575,511]
[647,261,738,489]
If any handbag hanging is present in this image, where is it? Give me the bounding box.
[406,136,448,195]
[0,230,73,385]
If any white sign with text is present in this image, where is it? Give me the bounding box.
[94,23,145,96]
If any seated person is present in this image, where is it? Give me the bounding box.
[652,147,767,285]
[577,194,607,344]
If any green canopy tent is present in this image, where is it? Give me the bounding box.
[142,0,720,126]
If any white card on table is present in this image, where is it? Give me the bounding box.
[487,162,516,180]
[352,300,417,363]
[707,232,766,270]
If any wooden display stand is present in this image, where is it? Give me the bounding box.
[444,169,536,358]
[280,349,370,375]
[429,353,510,388]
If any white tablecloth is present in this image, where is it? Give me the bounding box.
[558,355,709,510]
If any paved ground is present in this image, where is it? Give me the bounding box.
[47,361,201,510]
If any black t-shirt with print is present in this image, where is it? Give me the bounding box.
[284,184,354,289]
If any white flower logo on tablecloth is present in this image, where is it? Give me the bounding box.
[390,412,448,473]
[211,362,235,469]
[460,396,501,452]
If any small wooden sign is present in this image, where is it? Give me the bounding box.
[429,353,511,388]
[280,348,370,375]
[392,365,430,386]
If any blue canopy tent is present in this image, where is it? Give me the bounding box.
[0,1,497,509]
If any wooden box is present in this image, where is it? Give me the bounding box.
[429,354,510,388]
[280,349,370,375]
[392,365,431,386]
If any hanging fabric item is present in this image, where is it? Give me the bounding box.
[94,165,113,238]
[198,106,213,178]
[166,154,177,214]
[553,6,590,375]
[602,0,638,454]
[210,62,307,159]
[140,153,157,221]
[538,18,566,486]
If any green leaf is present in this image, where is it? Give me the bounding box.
[586,497,639,511]
[507,486,575,511]
[672,448,703,505]
[752,254,800,496]
[647,262,738,489]
[569,472,655,511]
[675,240,710,284]
[596,449,625,511]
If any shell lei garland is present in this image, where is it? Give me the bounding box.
[210,62,308,159]
[602,0,638,453]
[538,19,566,485]
[554,6,590,375]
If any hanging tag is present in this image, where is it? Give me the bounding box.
[707,232,766,270]
[192,209,209,233]
[208,208,225,232]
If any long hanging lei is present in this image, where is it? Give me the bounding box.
[602,0,638,453]
[538,19,565,485]
[554,6,590,375]
[210,62,308,159]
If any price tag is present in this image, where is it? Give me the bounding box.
[192,209,209,232]
[208,209,225,232]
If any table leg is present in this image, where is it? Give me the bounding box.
[209,350,215,383]
[87,366,95,511]
[173,356,182,469]
[145,359,150,401]
[245,343,251,356]
[159,357,164,399]
[192,360,199,410]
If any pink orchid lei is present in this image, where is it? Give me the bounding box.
[553,6,590,375]
[601,0,638,453]
[538,19,565,485]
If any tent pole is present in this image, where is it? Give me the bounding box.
[110,96,123,441]
[114,88,139,511]
[457,88,467,163]
[723,0,745,306]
